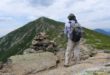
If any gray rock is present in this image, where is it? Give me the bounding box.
[24,48,36,54]
[0,73,15,75]
[104,50,110,53]
[80,44,97,60]
[9,52,58,75]
[32,40,38,45]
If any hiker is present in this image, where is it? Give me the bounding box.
[64,13,83,67]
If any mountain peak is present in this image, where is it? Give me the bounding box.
[37,16,49,22]
[38,16,47,19]
[37,16,64,25]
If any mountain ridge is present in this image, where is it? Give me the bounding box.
[94,29,110,36]
[0,17,110,62]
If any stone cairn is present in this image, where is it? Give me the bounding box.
[24,32,57,54]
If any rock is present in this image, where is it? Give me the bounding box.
[56,50,65,63]
[8,52,58,75]
[24,48,37,54]
[80,44,97,60]
[35,32,47,40]
[104,50,110,53]
[32,40,38,45]
[94,71,109,75]
[83,68,110,75]
[0,73,14,75]
[24,32,58,54]
[0,62,3,69]
[105,63,110,67]
[83,71,109,75]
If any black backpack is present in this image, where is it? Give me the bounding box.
[70,24,82,42]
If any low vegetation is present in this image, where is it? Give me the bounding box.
[0,17,110,62]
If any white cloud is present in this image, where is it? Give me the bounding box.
[0,16,14,23]
[0,0,110,37]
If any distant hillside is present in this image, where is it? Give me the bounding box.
[94,29,110,36]
[85,28,110,49]
[0,17,110,61]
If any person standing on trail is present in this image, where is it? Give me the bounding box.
[64,13,83,67]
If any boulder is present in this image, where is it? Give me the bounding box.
[9,52,57,75]
[80,44,97,60]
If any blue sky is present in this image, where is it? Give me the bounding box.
[0,0,110,37]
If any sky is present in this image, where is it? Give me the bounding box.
[0,0,110,37]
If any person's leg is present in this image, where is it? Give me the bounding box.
[70,42,76,61]
[74,42,80,64]
[64,39,73,66]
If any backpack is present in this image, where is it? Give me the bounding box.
[70,23,82,42]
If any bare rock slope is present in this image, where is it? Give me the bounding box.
[36,52,110,75]
[1,52,110,75]
[0,52,58,75]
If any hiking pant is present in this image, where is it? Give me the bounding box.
[64,39,80,65]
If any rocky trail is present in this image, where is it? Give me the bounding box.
[0,51,110,75]
[36,52,110,75]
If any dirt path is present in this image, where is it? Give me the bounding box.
[36,52,110,75]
